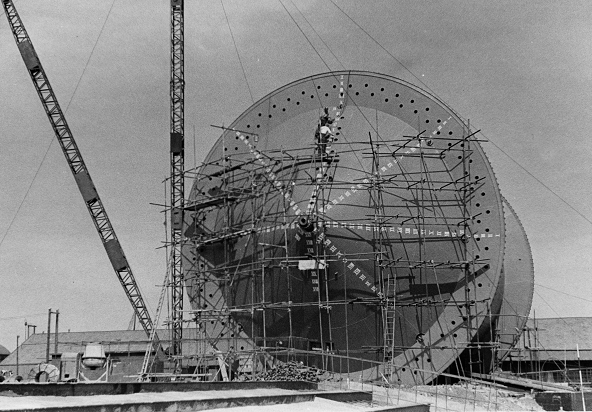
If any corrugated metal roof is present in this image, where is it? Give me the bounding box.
[0,328,210,368]
[0,344,9,356]
[510,317,592,361]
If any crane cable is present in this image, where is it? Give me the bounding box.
[327,0,439,98]
[0,312,47,322]
[281,2,592,318]
[287,0,346,71]
[278,0,374,173]
[482,140,592,226]
[0,0,118,252]
[220,0,254,104]
[533,289,583,340]
[536,283,592,305]
[278,0,333,73]
[327,0,592,227]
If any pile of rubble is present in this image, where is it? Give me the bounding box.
[250,361,326,382]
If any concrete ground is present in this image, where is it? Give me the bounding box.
[0,387,425,412]
[0,388,310,411]
[1,380,542,411]
[322,381,543,411]
[204,397,381,411]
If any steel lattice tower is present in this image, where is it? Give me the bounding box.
[170,0,185,368]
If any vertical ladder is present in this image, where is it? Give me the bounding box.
[140,269,170,378]
[384,277,397,353]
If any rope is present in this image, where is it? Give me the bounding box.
[485,138,592,225]
[278,0,333,72]
[327,0,439,97]
[0,140,55,252]
[220,0,254,103]
[533,289,582,337]
[287,0,346,70]
[0,0,118,253]
[536,283,592,305]
[327,0,592,227]
[65,0,118,113]
[0,312,47,322]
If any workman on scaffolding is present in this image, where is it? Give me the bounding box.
[315,107,334,157]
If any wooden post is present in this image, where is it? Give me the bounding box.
[577,344,586,411]
[54,310,59,357]
[46,308,52,363]
[16,335,19,376]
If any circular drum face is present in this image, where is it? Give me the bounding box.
[497,198,534,362]
[183,71,505,384]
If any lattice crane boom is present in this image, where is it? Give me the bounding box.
[2,0,163,356]
[169,0,185,366]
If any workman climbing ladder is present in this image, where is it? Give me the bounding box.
[315,107,334,157]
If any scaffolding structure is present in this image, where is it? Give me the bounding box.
[151,71,532,384]
[169,126,499,383]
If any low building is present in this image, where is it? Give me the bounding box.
[0,345,9,363]
[501,317,592,385]
[8,318,585,385]
[0,328,245,382]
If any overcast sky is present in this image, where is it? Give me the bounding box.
[1,0,591,350]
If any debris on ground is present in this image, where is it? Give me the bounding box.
[248,362,326,382]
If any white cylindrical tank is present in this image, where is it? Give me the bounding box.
[81,342,106,369]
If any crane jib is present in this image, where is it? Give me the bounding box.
[2,0,163,363]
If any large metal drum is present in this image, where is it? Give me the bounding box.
[182,71,521,384]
